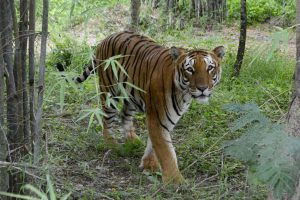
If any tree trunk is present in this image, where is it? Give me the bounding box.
[0,0,18,150]
[192,0,226,23]
[130,0,141,31]
[0,34,8,199]
[286,0,300,135]
[153,0,160,8]
[11,0,25,146]
[286,0,300,198]
[34,0,49,164]
[29,0,36,149]
[19,0,30,145]
[0,0,21,194]
[168,0,176,28]
[233,0,247,76]
[189,0,195,18]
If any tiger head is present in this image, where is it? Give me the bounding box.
[171,46,225,103]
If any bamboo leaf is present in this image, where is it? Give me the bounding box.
[115,61,128,77]
[61,192,72,200]
[125,82,146,93]
[111,61,118,80]
[104,60,111,70]
[23,184,47,199]
[118,83,129,98]
[87,113,95,133]
[0,192,40,200]
[76,110,93,122]
[59,81,66,112]
[47,175,57,200]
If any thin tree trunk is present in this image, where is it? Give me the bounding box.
[287,0,300,168]
[19,0,30,145]
[34,0,49,164]
[10,0,19,84]
[189,0,195,18]
[0,34,8,199]
[11,0,25,144]
[0,0,21,193]
[222,0,227,22]
[0,0,18,149]
[29,0,36,149]
[130,0,141,31]
[233,0,247,76]
[267,1,300,199]
[168,0,176,28]
[153,0,160,8]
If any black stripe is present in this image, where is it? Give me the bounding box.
[83,70,89,79]
[161,56,175,126]
[104,115,115,121]
[171,82,181,116]
[154,103,170,132]
[76,77,83,83]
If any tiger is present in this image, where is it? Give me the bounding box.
[73,31,225,183]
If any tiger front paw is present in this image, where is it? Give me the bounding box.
[139,154,160,171]
[125,127,140,141]
[103,129,118,146]
[162,171,185,184]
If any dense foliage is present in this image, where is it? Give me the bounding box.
[224,103,300,198]
[228,0,296,25]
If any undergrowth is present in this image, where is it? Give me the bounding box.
[224,102,300,199]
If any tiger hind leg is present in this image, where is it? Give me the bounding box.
[139,137,160,171]
[121,101,139,141]
[102,105,118,145]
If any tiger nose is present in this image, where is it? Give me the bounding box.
[197,86,208,92]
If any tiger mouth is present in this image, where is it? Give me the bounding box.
[192,94,211,98]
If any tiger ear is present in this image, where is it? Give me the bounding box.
[170,46,179,61]
[213,46,225,59]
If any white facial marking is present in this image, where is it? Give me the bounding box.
[195,96,209,104]
[184,57,195,74]
[204,55,215,73]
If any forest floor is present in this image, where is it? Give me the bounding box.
[41,3,296,200]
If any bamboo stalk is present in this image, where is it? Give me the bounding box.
[0,33,9,198]
[233,0,247,76]
[0,0,20,194]
[34,0,49,164]
[0,0,18,148]
[29,0,36,152]
[11,0,24,143]
[19,0,30,145]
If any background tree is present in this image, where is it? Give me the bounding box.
[193,0,227,24]
[0,0,49,194]
[130,0,141,31]
[287,0,300,199]
[0,32,8,199]
[286,0,300,135]
[233,0,247,76]
[34,0,49,164]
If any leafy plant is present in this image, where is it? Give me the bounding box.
[0,175,71,200]
[227,0,295,25]
[223,102,300,198]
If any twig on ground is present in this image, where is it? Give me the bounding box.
[0,161,41,169]
[101,150,112,168]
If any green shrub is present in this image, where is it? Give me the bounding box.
[227,0,295,25]
[223,102,300,198]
